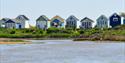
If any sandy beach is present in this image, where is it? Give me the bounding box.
[0,38,31,44]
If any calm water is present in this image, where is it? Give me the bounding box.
[0,40,125,63]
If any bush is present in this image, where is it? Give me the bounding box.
[47,27,59,34]
[22,28,35,33]
[10,30,16,34]
[79,30,84,34]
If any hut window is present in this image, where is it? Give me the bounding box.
[113,18,118,21]
[89,22,91,26]
[67,22,68,25]
[82,22,84,26]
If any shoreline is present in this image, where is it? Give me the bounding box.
[0,42,31,44]
[0,37,125,41]
[0,38,31,44]
[0,38,124,44]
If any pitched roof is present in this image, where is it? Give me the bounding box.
[5,19,15,23]
[66,15,79,21]
[1,18,10,21]
[110,13,120,18]
[51,15,64,22]
[97,15,108,21]
[16,15,29,21]
[36,15,50,21]
[81,17,94,22]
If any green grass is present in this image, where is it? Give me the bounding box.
[1,40,25,42]
[0,25,125,41]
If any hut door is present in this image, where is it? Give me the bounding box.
[19,24,21,29]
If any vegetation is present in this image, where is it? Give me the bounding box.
[0,25,125,41]
[0,40,25,42]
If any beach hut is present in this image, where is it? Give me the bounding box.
[96,15,108,28]
[65,15,79,29]
[5,19,15,29]
[15,15,29,28]
[36,15,50,30]
[0,18,10,28]
[50,15,64,28]
[80,17,94,29]
[109,13,121,28]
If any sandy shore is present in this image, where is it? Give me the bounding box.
[0,38,31,44]
[0,42,31,44]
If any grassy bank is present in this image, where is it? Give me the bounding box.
[0,25,125,41]
[0,40,25,42]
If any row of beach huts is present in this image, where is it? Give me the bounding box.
[0,13,125,29]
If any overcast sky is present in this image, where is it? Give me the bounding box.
[0,0,125,26]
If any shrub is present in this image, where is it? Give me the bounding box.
[47,27,59,34]
[79,30,84,34]
[10,30,16,34]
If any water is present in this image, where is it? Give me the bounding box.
[0,40,125,63]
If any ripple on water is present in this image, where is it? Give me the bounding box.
[0,40,125,63]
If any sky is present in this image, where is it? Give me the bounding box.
[0,0,125,26]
